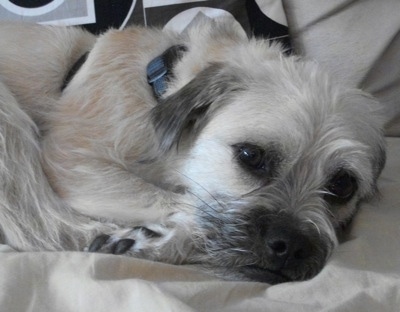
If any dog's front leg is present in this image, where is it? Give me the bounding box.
[86,216,198,264]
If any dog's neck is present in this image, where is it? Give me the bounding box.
[61,45,186,97]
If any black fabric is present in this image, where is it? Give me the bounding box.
[246,0,291,51]
[9,0,53,8]
[83,0,134,35]
[1,1,291,51]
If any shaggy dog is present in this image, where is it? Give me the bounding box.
[0,19,385,284]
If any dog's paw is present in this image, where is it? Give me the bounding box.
[87,226,162,255]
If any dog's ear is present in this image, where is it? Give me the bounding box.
[151,63,243,152]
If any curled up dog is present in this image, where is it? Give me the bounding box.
[0,19,385,284]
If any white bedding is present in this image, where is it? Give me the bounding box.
[1,137,399,312]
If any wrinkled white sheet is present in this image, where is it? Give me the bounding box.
[1,137,399,312]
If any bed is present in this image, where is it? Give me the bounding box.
[0,1,399,311]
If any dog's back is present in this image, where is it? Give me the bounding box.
[0,23,109,250]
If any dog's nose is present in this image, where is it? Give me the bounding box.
[265,228,313,270]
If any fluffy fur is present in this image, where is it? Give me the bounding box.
[0,19,385,283]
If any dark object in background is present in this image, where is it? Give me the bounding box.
[0,0,290,51]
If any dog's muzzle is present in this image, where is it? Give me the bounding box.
[198,205,333,283]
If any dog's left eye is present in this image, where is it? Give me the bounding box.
[325,170,358,204]
[234,144,267,174]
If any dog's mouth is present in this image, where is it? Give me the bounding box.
[238,265,291,284]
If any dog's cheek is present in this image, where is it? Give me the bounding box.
[179,139,260,198]
[332,202,357,225]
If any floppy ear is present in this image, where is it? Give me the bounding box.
[151,63,243,153]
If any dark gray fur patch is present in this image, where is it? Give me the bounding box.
[151,63,244,153]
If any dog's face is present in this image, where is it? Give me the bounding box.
[150,25,386,282]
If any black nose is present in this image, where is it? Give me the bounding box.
[266,228,313,270]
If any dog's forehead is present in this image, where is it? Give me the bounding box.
[200,76,342,147]
[196,74,378,178]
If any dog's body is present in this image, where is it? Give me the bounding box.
[0,19,385,283]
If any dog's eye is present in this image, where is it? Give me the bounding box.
[325,170,357,204]
[234,144,266,173]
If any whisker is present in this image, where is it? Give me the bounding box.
[185,189,222,217]
[303,218,322,236]
[168,199,223,224]
[172,168,226,210]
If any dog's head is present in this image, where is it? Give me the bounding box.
[151,18,386,283]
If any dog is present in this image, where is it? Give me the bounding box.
[0,18,385,284]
